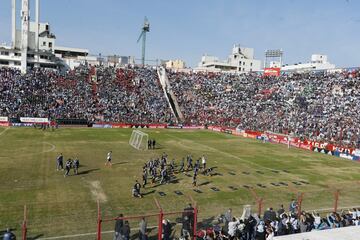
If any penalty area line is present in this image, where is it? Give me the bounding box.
[0,127,9,136]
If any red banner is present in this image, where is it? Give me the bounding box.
[111,123,132,128]
[264,68,280,77]
[305,140,354,154]
[299,143,312,151]
[148,124,167,129]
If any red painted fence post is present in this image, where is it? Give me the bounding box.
[22,205,27,240]
[334,190,340,212]
[297,192,304,218]
[158,210,163,240]
[97,200,102,240]
[193,206,198,240]
[258,198,263,218]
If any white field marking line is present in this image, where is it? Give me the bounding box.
[37,225,158,240]
[166,134,280,172]
[43,142,56,153]
[293,166,360,171]
[0,127,9,136]
[0,142,56,158]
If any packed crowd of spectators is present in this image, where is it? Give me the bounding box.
[0,66,93,119]
[1,65,359,148]
[96,66,173,123]
[167,70,360,148]
[0,66,173,124]
[193,204,360,240]
[112,203,360,240]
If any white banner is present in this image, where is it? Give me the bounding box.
[0,116,8,122]
[353,149,360,157]
[20,117,49,123]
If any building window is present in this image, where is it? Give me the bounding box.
[1,51,9,56]
[243,68,245,71]
[250,68,252,72]
[0,60,9,65]
[15,52,21,56]
[49,42,53,48]
[243,62,245,65]
[239,61,242,65]
[250,62,253,66]
[43,41,46,46]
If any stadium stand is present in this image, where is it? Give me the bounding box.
[167,70,360,148]
[0,66,174,124]
[1,65,360,239]
[1,66,359,148]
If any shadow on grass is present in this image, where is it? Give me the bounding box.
[199,181,211,186]
[27,234,44,240]
[169,178,179,184]
[150,183,162,188]
[112,161,129,166]
[78,168,100,175]
[143,190,156,196]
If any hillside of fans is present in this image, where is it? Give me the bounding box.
[1,66,359,148]
[0,66,173,124]
[167,70,360,148]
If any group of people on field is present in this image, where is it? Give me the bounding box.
[132,153,209,198]
[147,139,156,149]
[55,153,80,177]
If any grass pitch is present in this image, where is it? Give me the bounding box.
[1,127,360,239]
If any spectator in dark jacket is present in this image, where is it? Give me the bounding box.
[122,221,131,240]
[114,214,124,240]
[162,219,172,240]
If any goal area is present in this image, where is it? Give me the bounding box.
[129,130,148,150]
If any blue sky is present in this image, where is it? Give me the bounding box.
[0,0,359,67]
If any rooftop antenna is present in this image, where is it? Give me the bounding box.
[137,17,150,66]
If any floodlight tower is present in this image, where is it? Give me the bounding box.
[21,0,30,74]
[264,49,283,69]
[137,17,150,66]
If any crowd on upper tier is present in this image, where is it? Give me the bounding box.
[167,70,360,148]
[0,66,173,123]
[0,65,359,148]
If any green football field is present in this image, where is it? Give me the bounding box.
[1,127,360,239]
